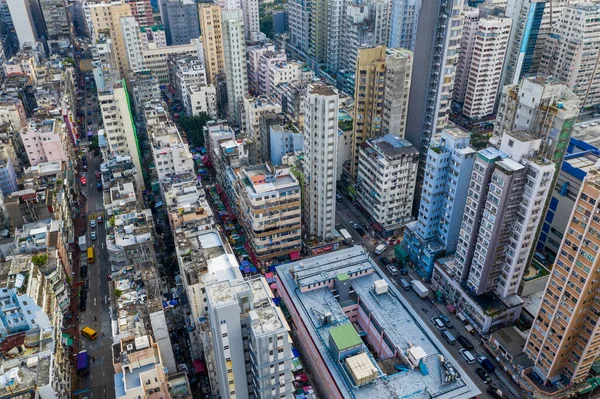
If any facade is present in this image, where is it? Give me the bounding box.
[242,96,281,163]
[159,0,200,46]
[405,0,463,190]
[540,4,600,108]
[388,0,421,50]
[121,16,145,73]
[403,127,476,280]
[356,135,418,236]
[276,246,480,399]
[186,85,217,118]
[236,163,302,263]
[142,40,199,84]
[5,0,37,48]
[222,9,248,126]
[524,163,600,389]
[126,0,153,28]
[454,9,511,119]
[381,47,412,137]
[20,119,67,166]
[307,0,327,65]
[98,82,145,190]
[199,4,225,85]
[204,276,294,399]
[240,0,260,41]
[303,83,339,241]
[38,0,71,47]
[325,0,345,73]
[88,1,133,78]
[350,46,386,177]
[0,150,17,195]
[286,0,308,58]
[247,43,276,95]
[537,139,600,257]
[257,51,287,97]
[269,124,303,165]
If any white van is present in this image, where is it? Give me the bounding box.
[460,349,475,364]
[374,244,386,255]
[431,317,445,330]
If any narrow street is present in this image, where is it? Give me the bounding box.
[72,69,116,399]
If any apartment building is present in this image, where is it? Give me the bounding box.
[242,96,281,163]
[0,152,17,195]
[142,41,199,84]
[537,139,600,257]
[222,9,248,125]
[148,112,195,182]
[20,118,67,166]
[524,162,600,391]
[268,61,312,98]
[236,163,302,263]
[403,127,476,280]
[6,0,37,48]
[113,335,191,399]
[140,24,167,48]
[88,2,133,78]
[433,131,555,333]
[276,246,480,399]
[240,0,261,41]
[406,0,463,192]
[38,0,70,48]
[268,124,303,165]
[199,4,225,85]
[204,276,294,399]
[121,16,145,73]
[247,42,276,95]
[454,9,511,119]
[130,70,161,122]
[303,83,339,241]
[159,0,200,46]
[285,0,309,59]
[257,51,287,97]
[307,0,327,65]
[540,4,600,108]
[350,46,386,177]
[163,172,214,233]
[388,0,421,50]
[356,135,419,236]
[98,81,145,190]
[381,48,413,138]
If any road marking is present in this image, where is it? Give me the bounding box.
[101,243,104,249]
[94,298,96,306]
[103,372,105,377]
[90,374,92,380]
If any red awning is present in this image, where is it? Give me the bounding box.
[193,359,207,374]
[290,251,301,261]
[265,272,274,279]
[446,304,456,314]
[270,283,277,290]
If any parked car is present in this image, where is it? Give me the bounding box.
[439,315,453,328]
[476,368,492,384]
[431,317,446,330]
[97,215,103,223]
[90,231,97,240]
[457,335,474,350]
[90,219,97,228]
[80,177,87,186]
[96,182,103,191]
[95,170,101,178]
[399,268,409,275]
[336,193,343,203]
[79,300,86,312]
[80,265,88,278]
[87,120,92,125]
[349,221,359,229]
[386,264,398,276]
[356,227,366,236]
[87,110,92,115]
[82,164,88,171]
[477,356,496,373]
[380,257,392,266]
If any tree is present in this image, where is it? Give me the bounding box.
[32,254,48,266]
[89,135,101,156]
[113,289,123,297]
[177,113,211,148]
[260,13,274,39]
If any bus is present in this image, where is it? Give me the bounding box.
[87,247,95,264]
[76,350,90,375]
[81,327,98,340]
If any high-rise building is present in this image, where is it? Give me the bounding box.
[307,0,326,65]
[403,127,476,280]
[221,9,248,125]
[453,8,511,119]
[159,0,200,46]
[20,118,67,166]
[405,0,463,196]
[125,0,153,27]
[204,277,294,399]
[381,47,413,137]
[121,16,145,73]
[38,0,71,48]
[540,4,600,108]
[6,0,37,48]
[199,4,225,85]
[303,83,339,241]
[246,42,276,95]
[350,46,387,177]
[286,0,308,58]
[240,0,261,41]
[388,0,421,50]
[142,40,200,83]
[524,163,600,389]
[235,163,302,263]
[356,135,419,236]
[500,0,571,90]
[89,2,133,79]
[493,76,580,168]
[98,81,145,190]
[325,0,345,73]
[242,96,281,162]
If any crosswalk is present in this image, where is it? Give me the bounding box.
[88,211,104,222]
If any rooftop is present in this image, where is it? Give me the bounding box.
[572,118,600,147]
[308,82,337,97]
[240,164,299,195]
[277,246,480,399]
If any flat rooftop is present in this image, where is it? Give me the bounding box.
[369,134,418,158]
[572,119,600,147]
[277,247,480,399]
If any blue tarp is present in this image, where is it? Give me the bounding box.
[243,267,251,273]
[250,266,257,273]
[272,297,281,306]
[241,260,250,267]
[292,348,300,357]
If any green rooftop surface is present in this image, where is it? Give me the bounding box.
[330,323,362,351]
[336,273,349,282]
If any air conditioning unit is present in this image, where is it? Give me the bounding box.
[127,344,134,352]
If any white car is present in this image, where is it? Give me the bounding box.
[90,220,97,228]
[90,231,97,240]
[349,221,359,229]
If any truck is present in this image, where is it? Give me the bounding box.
[78,235,87,251]
[487,384,504,398]
[340,229,353,245]
[76,350,90,375]
[411,280,429,298]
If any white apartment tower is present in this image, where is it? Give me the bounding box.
[388,0,421,50]
[326,0,346,73]
[6,0,37,48]
[382,47,413,137]
[540,4,600,108]
[240,0,261,41]
[454,9,511,119]
[222,9,248,126]
[121,16,145,73]
[303,83,339,241]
